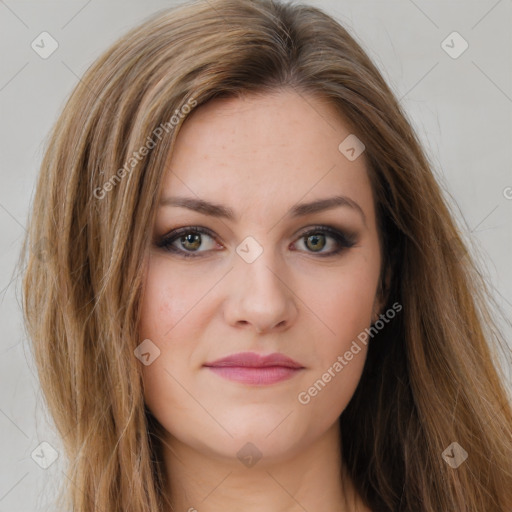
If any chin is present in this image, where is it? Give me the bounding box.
[195,416,311,466]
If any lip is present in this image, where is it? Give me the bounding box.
[203,352,304,385]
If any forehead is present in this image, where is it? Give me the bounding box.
[160,89,375,224]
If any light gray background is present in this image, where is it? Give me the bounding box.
[1,1,511,510]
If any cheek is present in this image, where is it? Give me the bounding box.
[139,255,198,341]
[138,256,194,414]
[311,256,380,352]
[298,251,379,411]
[296,283,373,423]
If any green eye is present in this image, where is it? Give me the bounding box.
[157,225,357,259]
[157,227,218,258]
[304,233,327,252]
[180,232,203,251]
[294,227,356,256]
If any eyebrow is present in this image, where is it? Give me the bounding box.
[159,195,366,224]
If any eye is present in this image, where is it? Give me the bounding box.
[156,226,220,258]
[155,224,357,259]
[292,226,357,257]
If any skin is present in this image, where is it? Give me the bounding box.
[139,89,382,512]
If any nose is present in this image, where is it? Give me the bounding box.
[223,249,298,334]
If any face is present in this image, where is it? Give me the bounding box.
[139,89,383,466]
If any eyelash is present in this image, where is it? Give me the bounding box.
[155,225,357,259]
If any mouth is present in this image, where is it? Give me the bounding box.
[203,351,305,386]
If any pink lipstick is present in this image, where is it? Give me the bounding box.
[203,352,304,385]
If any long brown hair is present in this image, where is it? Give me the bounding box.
[21,0,512,510]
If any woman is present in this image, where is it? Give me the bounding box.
[21,0,512,510]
